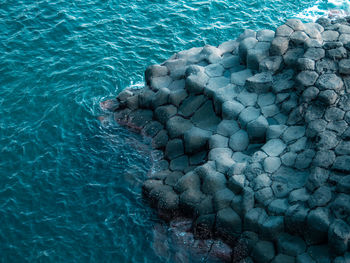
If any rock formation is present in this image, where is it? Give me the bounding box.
[112,17,350,262]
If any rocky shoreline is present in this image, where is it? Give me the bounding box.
[111,17,350,262]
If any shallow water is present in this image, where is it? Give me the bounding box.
[0,0,345,262]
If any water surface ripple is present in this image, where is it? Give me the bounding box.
[0,0,333,262]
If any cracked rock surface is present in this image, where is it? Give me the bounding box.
[113,17,350,262]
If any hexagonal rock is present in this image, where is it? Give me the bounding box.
[276,24,293,37]
[246,72,273,94]
[316,73,344,92]
[261,139,286,157]
[296,71,319,86]
[165,139,184,160]
[260,215,284,240]
[277,233,306,257]
[321,30,339,41]
[239,37,258,64]
[216,208,242,239]
[247,42,270,70]
[184,127,211,154]
[257,29,275,42]
[238,107,260,128]
[246,115,268,142]
[308,186,332,209]
[251,240,275,263]
[291,31,309,45]
[304,48,325,61]
[328,219,350,255]
[282,126,305,143]
[286,19,305,31]
[270,37,289,56]
[231,69,253,86]
[333,156,350,173]
[305,207,330,245]
[229,130,249,152]
[166,116,193,138]
[339,59,350,74]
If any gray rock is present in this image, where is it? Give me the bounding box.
[316,130,339,150]
[286,19,305,31]
[291,31,309,45]
[215,155,235,174]
[154,104,177,124]
[150,75,172,91]
[165,139,184,160]
[200,45,222,64]
[296,71,319,86]
[325,107,345,121]
[307,245,332,263]
[228,174,245,194]
[260,216,284,240]
[238,29,257,41]
[164,58,187,79]
[285,204,309,235]
[216,208,242,237]
[337,175,350,193]
[289,137,307,152]
[323,41,343,49]
[251,240,275,263]
[333,156,350,173]
[202,171,227,195]
[270,37,290,56]
[205,63,225,77]
[205,76,230,97]
[306,167,329,191]
[308,186,332,209]
[184,127,211,154]
[194,195,214,216]
[289,188,309,203]
[261,105,279,118]
[322,30,339,41]
[143,121,163,138]
[328,219,350,255]
[305,38,323,48]
[229,129,249,152]
[259,56,283,73]
[208,147,232,162]
[231,69,253,86]
[247,116,269,142]
[266,125,287,139]
[255,187,274,205]
[185,70,209,94]
[164,171,183,187]
[253,173,271,191]
[152,129,168,149]
[239,37,258,64]
[262,139,286,157]
[313,150,336,168]
[277,233,306,257]
[339,33,350,44]
[218,40,239,54]
[264,157,281,173]
[238,107,260,127]
[331,194,350,220]
[281,152,297,167]
[316,17,331,27]
[257,29,275,41]
[222,100,245,120]
[169,89,188,107]
[191,100,221,131]
[213,188,235,211]
[246,72,273,93]
[268,198,289,215]
[276,24,294,37]
[247,42,270,70]
[236,90,258,106]
[217,120,240,137]
[244,207,268,232]
[305,207,330,245]
[284,48,305,68]
[327,47,347,59]
[304,48,325,61]
[294,149,315,169]
[298,58,315,71]
[168,78,185,90]
[145,64,169,85]
[209,134,228,149]
[316,58,338,74]
[169,155,188,171]
[339,94,350,111]
[179,189,205,212]
[316,73,343,92]
[178,95,206,117]
[166,116,193,138]
[339,59,350,74]
[327,120,348,135]
[272,254,295,263]
[257,92,275,107]
[306,119,327,138]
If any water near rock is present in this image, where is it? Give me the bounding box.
[1,0,348,262]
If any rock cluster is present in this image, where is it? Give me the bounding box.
[113,17,350,262]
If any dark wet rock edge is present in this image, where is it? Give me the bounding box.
[110,17,350,263]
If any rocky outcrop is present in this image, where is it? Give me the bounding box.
[112,17,350,262]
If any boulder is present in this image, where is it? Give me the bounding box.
[229,130,249,152]
[184,127,211,154]
[246,72,273,93]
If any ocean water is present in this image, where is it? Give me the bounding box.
[0,0,346,262]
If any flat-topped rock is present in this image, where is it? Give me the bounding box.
[114,17,350,262]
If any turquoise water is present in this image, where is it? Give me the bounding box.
[0,0,341,262]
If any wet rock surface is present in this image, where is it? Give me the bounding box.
[113,17,350,262]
